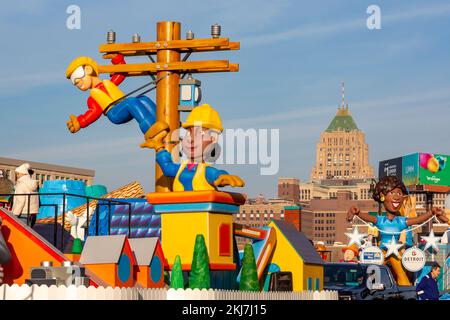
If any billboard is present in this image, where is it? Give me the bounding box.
[379,153,450,187]
[402,153,419,186]
[378,156,402,180]
[418,153,450,186]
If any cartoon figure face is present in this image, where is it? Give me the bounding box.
[71,65,95,91]
[181,126,218,163]
[383,187,407,214]
[343,249,355,262]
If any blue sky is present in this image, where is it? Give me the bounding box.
[1,0,450,198]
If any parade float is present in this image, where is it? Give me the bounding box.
[0,20,449,300]
[0,21,330,300]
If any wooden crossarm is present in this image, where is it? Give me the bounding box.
[99,38,239,56]
[98,60,239,75]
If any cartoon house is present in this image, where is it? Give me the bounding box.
[79,235,136,287]
[128,237,165,288]
[268,220,324,291]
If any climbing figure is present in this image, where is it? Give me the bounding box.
[65,54,160,137]
[141,104,245,191]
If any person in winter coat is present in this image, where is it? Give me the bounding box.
[12,163,39,227]
[416,263,441,300]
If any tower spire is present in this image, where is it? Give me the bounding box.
[341,81,345,109]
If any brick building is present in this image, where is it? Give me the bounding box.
[278,178,300,203]
[301,190,379,244]
[233,196,300,249]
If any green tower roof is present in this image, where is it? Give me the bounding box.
[325,106,359,132]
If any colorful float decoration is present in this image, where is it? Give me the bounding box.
[0,21,326,294]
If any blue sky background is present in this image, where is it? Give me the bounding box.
[1,0,450,198]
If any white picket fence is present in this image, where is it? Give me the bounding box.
[0,284,338,300]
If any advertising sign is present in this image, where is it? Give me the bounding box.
[401,247,426,272]
[379,153,450,187]
[378,157,403,181]
[360,246,384,265]
[402,153,419,186]
[418,153,450,187]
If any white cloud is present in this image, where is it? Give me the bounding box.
[242,3,450,47]
[0,71,63,94]
[226,86,450,127]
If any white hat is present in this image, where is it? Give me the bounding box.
[15,163,31,175]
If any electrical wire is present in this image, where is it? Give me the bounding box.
[104,72,172,112]
[352,214,442,235]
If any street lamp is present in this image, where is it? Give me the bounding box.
[178,74,202,112]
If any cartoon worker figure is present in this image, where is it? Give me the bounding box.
[339,243,359,263]
[65,54,160,139]
[347,176,449,285]
[141,104,245,190]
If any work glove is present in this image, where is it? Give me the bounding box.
[67,114,81,133]
[214,174,245,188]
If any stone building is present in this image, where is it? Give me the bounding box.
[311,84,374,181]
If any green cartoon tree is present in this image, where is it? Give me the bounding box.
[239,243,259,291]
[170,255,184,289]
[188,234,210,289]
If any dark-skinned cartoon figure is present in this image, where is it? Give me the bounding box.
[347,176,449,286]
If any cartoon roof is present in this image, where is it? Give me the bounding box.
[128,237,160,266]
[80,235,128,264]
[270,220,324,265]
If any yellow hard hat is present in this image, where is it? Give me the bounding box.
[182,104,223,132]
[66,57,99,79]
